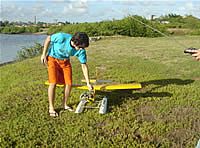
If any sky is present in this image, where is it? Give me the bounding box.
[1,0,200,23]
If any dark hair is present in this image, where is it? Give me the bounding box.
[71,32,89,48]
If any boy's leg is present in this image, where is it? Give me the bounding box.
[63,84,72,108]
[61,60,72,110]
[47,56,59,116]
[48,83,56,112]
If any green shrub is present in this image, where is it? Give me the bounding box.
[17,43,43,60]
[0,26,39,34]
[47,26,63,35]
[1,26,12,34]
[189,29,200,35]
[25,26,40,33]
[47,15,166,37]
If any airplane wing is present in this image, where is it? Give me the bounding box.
[45,81,142,90]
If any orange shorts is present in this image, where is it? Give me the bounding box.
[47,56,72,85]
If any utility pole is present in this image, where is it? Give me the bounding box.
[34,16,37,24]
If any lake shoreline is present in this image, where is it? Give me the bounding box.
[0,31,48,35]
[0,60,18,67]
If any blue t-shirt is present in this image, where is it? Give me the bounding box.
[47,32,87,64]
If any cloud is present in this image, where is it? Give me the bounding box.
[0,0,199,23]
[51,0,66,2]
[1,3,23,21]
[63,0,88,15]
[1,0,89,22]
[176,1,200,17]
[1,1,48,22]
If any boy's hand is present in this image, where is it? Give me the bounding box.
[87,83,93,91]
[184,48,198,54]
[192,49,200,61]
[41,54,48,66]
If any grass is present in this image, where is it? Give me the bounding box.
[0,36,200,147]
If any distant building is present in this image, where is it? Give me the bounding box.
[58,22,65,26]
[160,21,170,24]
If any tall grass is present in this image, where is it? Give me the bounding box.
[0,36,200,147]
[16,43,43,61]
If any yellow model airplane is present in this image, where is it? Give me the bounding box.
[45,79,142,114]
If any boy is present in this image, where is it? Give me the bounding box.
[41,32,93,117]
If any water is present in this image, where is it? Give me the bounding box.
[0,34,47,64]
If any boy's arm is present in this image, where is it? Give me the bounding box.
[41,35,51,65]
[81,63,93,90]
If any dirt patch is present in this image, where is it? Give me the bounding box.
[135,104,156,122]
[166,128,196,148]
[192,77,200,81]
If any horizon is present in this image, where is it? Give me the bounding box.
[1,0,200,23]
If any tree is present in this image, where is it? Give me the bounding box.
[65,21,71,24]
